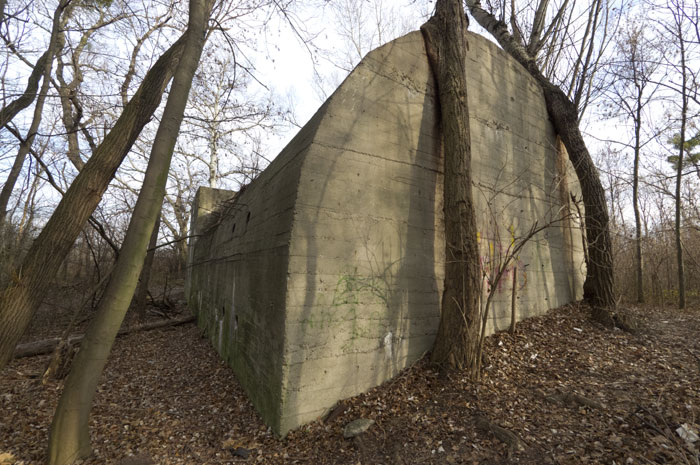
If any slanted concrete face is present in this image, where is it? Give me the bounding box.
[186,30,585,436]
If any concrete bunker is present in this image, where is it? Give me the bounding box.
[185,30,585,436]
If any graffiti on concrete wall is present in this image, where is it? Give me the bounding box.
[300,267,390,335]
[478,226,529,294]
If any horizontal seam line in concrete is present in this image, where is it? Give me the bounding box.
[311,141,441,174]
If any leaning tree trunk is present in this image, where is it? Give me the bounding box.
[0,33,188,371]
[133,213,161,320]
[0,51,50,128]
[542,85,615,316]
[47,1,211,463]
[466,3,616,320]
[0,1,65,228]
[422,0,482,376]
[0,47,50,127]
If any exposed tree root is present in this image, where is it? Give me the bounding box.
[41,339,79,382]
[589,303,640,334]
[545,390,605,410]
[474,416,525,451]
[631,406,699,463]
[613,309,641,334]
[590,305,616,328]
[323,401,347,424]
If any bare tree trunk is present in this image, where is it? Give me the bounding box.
[53,6,114,172]
[664,0,692,310]
[545,88,616,315]
[0,1,65,227]
[466,2,616,319]
[676,5,689,310]
[47,1,211,463]
[421,0,482,376]
[632,98,644,303]
[14,163,42,252]
[208,128,219,188]
[134,214,161,320]
[675,65,687,310]
[0,32,188,371]
[0,51,49,127]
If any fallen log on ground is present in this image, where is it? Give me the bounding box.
[13,314,195,359]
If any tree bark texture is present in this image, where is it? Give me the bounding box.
[633,97,644,303]
[0,33,188,371]
[544,85,615,314]
[674,12,688,310]
[466,1,616,314]
[421,0,482,376]
[47,1,211,463]
[675,83,687,311]
[134,214,161,320]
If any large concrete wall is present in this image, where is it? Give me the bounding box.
[187,30,585,436]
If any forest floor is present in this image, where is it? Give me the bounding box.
[1,298,699,465]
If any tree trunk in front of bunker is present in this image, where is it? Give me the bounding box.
[0,26,188,373]
[46,1,212,463]
[422,0,483,377]
[465,1,617,322]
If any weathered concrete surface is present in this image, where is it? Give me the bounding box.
[185,187,234,300]
[186,30,585,436]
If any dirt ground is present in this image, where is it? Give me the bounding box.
[1,302,699,465]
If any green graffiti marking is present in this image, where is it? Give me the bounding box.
[300,267,391,351]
